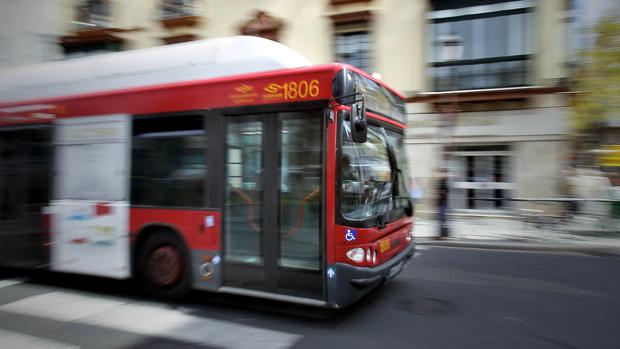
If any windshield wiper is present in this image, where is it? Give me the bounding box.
[394,168,414,217]
[374,128,398,228]
[376,128,415,227]
[376,175,395,229]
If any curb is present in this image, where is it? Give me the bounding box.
[415,239,620,256]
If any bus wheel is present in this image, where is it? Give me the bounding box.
[138,231,190,299]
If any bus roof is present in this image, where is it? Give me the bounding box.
[0,36,312,103]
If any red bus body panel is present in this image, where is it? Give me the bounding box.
[130,208,221,251]
[325,106,342,264]
[334,216,412,266]
[0,65,345,125]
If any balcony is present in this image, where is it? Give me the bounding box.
[432,54,530,91]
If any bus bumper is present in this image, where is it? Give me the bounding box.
[329,242,415,308]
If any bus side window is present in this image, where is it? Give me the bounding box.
[131,115,206,208]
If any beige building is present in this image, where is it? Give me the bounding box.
[0,0,573,216]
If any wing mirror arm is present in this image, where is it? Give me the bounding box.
[350,93,367,143]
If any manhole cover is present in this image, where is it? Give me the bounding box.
[396,298,453,316]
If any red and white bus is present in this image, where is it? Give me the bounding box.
[0,36,414,308]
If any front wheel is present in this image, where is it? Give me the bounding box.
[138,231,191,299]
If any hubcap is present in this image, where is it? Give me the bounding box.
[146,245,182,287]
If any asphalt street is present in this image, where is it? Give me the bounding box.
[0,245,619,349]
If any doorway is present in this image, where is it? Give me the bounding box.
[222,110,324,299]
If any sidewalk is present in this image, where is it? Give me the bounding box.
[414,216,620,255]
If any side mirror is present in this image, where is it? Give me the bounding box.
[350,98,367,143]
[333,70,356,105]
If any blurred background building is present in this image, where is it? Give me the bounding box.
[0,0,617,219]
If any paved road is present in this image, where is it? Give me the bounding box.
[0,246,619,349]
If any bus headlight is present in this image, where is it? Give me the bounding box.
[346,248,365,263]
[372,249,377,265]
[366,248,372,263]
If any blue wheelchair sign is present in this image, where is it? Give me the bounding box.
[345,228,357,241]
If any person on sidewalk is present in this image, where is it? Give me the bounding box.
[436,168,449,239]
[560,166,579,220]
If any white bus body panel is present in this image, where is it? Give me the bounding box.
[50,201,130,279]
[0,36,312,103]
[50,114,131,279]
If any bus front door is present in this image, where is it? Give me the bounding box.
[222,111,324,301]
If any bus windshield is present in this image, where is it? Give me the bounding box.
[341,119,411,222]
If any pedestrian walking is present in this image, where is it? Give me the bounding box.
[436,168,449,239]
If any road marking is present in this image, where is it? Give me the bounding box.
[0,292,301,349]
[0,329,79,349]
[0,278,27,289]
[0,292,126,322]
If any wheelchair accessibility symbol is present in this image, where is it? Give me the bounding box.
[345,228,357,241]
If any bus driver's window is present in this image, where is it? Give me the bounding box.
[342,155,357,181]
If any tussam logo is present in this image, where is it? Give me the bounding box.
[263,83,283,94]
[230,84,259,104]
[234,84,254,94]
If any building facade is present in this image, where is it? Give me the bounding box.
[0,0,573,216]
[405,0,572,216]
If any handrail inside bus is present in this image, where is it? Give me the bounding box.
[230,186,260,233]
[285,187,320,239]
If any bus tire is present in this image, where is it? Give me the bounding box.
[137,230,191,299]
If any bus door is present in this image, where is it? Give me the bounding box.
[0,126,51,267]
[222,111,324,300]
[50,115,131,278]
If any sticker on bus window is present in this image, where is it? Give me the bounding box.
[345,229,357,241]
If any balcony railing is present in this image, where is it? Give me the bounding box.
[432,54,530,91]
